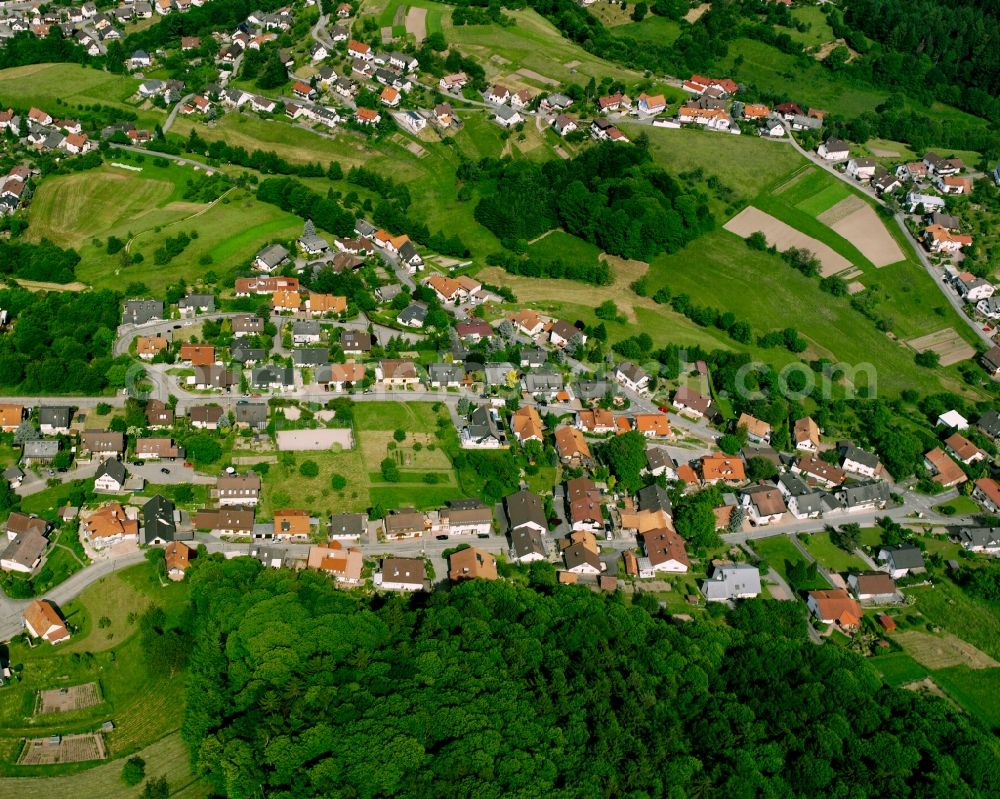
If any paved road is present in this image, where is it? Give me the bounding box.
[163,93,193,134]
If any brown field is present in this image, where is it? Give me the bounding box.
[817,196,904,267]
[684,2,711,23]
[19,733,106,765]
[908,328,976,366]
[896,631,1000,670]
[36,683,101,715]
[724,206,851,276]
[404,7,426,39]
[515,68,559,86]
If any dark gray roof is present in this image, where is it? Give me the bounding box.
[22,440,59,459]
[841,445,880,470]
[637,483,672,515]
[231,344,266,364]
[398,240,419,263]
[123,299,163,325]
[329,513,366,538]
[234,401,268,426]
[179,293,215,310]
[38,406,72,427]
[880,544,925,570]
[838,481,890,508]
[292,319,321,336]
[977,410,1000,439]
[252,365,295,387]
[777,473,809,496]
[142,494,177,544]
[523,369,563,393]
[956,527,1000,549]
[511,527,546,559]
[96,458,126,484]
[573,380,612,401]
[465,405,503,444]
[428,363,464,383]
[292,348,329,366]
[397,302,427,324]
[505,489,546,531]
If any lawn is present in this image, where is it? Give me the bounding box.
[868,651,929,687]
[0,63,163,128]
[525,229,602,261]
[787,6,836,49]
[259,448,371,518]
[905,579,1000,661]
[0,731,209,799]
[799,531,868,573]
[932,665,1000,730]
[612,16,682,44]
[933,495,980,516]
[31,526,89,597]
[353,401,445,433]
[0,564,190,774]
[19,480,91,519]
[774,168,851,216]
[752,535,828,590]
[442,8,644,85]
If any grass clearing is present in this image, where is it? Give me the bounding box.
[933,495,979,516]
[904,580,1000,661]
[611,16,682,43]
[799,532,868,573]
[787,6,836,48]
[869,651,929,687]
[752,535,827,590]
[932,666,1000,729]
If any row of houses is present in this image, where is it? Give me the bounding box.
[3,104,97,156]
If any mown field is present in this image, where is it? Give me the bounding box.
[0,63,164,129]
[799,531,868,573]
[0,564,190,777]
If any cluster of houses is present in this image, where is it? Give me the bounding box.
[0,161,32,216]
[0,1,135,53]
[1,105,97,156]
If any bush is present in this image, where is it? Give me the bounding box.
[121,756,146,786]
[380,458,400,482]
[330,473,347,490]
[299,460,319,478]
[393,429,406,442]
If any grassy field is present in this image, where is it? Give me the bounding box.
[0,64,162,128]
[443,8,643,85]
[0,564,190,775]
[869,651,930,687]
[932,665,1000,729]
[0,732,208,799]
[752,535,828,590]
[933,495,980,516]
[905,579,1000,661]
[611,16,682,44]
[787,6,836,48]
[799,532,868,573]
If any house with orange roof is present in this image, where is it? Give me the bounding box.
[737,413,771,444]
[321,363,366,391]
[271,289,302,311]
[740,103,770,119]
[307,293,347,315]
[380,86,400,107]
[577,408,615,434]
[807,589,863,631]
[448,546,498,582]
[700,454,746,485]
[555,426,592,466]
[164,541,193,581]
[274,509,312,540]
[935,175,972,195]
[179,344,215,367]
[923,224,973,253]
[637,92,666,115]
[510,309,545,336]
[0,404,24,432]
[511,406,544,443]
[972,477,1000,513]
[356,107,381,125]
[944,432,986,465]
[427,274,465,304]
[347,39,372,60]
[387,234,410,254]
[924,448,965,488]
[23,599,70,644]
[630,414,671,439]
[82,503,139,549]
[136,335,169,360]
[307,541,364,585]
[793,416,821,452]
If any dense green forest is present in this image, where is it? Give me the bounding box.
[0,239,80,284]
[181,558,999,799]
[470,142,713,260]
[0,288,126,393]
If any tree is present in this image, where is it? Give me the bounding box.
[631,1,648,21]
[13,420,38,445]
[746,456,778,482]
[393,429,406,442]
[380,458,400,482]
[174,485,193,503]
[674,500,720,550]
[121,757,146,786]
[184,435,221,465]
[831,522,861,553]
[299,460,319,478]
[331,473,347,490]
[915,350,940,368]
[597,430,647,494]
[141,777,169,799]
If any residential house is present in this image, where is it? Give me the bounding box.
[307,293,347,316]
[179,293,215,316]
[355,107,381,125]
[700,454,746,485]
[438,73,467,92]
[549,320,585,349]
[440,504,493,537]
[179,344,215,367]
[955,526,1000,555]
[486,84,510,105]
[449,547,498,581]
[272,289,303,313]
[329,512,367,541]
[563,542,602,575]
[737,413,771,444]
[924,224,973,254]
[846,157,878,181]
[817,138,849,160]
[848,572,901,605]
[462,405,506,448]
[22,600,70,644]
[396,302,427,328]
[493,105,522,127]
[38,406,72,435]
[972,478,1000,514]
[340,330,372,355]
[307,542,364,585]
[384,510,428,540]
[566,477,603,533]
[877,545,926,579]
[506,488,547,537]
[793,416,821,452]
[840,445,881,479]
[142,494,181,545]
[807,589,862,630]
[701,563,762,602]
[792,455,846,488]
[135,437,184,460]
[640,528,689,573]
[551,115,577,137]
[347,40,372,60]
[136,335,169,360]
[82,503,139,549]
[672,386,714,420]
[626,414,672,439]
[981,345,1000,378]
[94,459,127,493]
[194,365,237,391]
[251,365,295,391]
[164,541,193,581]
[644,448,677,479]
[1,527,47,573]
[923,448,966,488]
[741,485,787,526]
[21,439,58,465]
[318,363,366,391]
[426,362,464,389]
[456,320,493,343]
[217,472,261,506]
[577,408,615,435]
[837,481,890,512]
[81,431,125,460]
[375,557,426,591]
[944,432,986,465]
[555,426,592,467]
[254,243,290,272]
[292,348,329,368]
[122,299,163,325]
[637,92,666,115]
[615,362,649,393]
[953,271,993,301]
[523,369,563,399]
[923,152,963,176]
[510,406,544,443]
[291,319,321,344]
[190,405,224,430]
[232,315,265,337]
[376,359,419,386]
[906,192,947,213]
[273,509,312,541]
[977,409,1000,439]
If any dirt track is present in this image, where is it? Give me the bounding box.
[724,206,851,276]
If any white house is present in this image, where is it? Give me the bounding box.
[701,563,762,602]
[94,459,126,493]
[877,545,926,579]
[374,557,425,591]
[817,138,849,160]
[846,158,877,181]
[614,362,649,393]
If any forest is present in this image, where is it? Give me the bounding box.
[180,559,999,799]
[0,239,80,283]
[0,288,125,393]
[471,142,713,260]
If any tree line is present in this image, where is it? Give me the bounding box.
[180,558,1000,798]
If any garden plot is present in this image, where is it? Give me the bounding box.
[37,683,102,715]
[19,733,106,765]
[275,429,353,451]
[896,631,1000,670]
[405,6,427,39]
[907,328,976,366]
[724,206,851,276]
[516,68,559,86]
[817,196,904,267]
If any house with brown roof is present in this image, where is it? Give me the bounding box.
[164,541,193,581]
[23,599,70,644]
[847,572,900,605]
[972,477,1000,513]
[384,509,428,540]
[376,359,419,386]
[737,413,771,444]
[1,526,47,573]
[563,542,602,575]
[190,405,225,430]
[179,344,216,367]
[376,557,426,591]
[217,472,261,506]
[308,541,364,584]
[555,426,592,467]
[792,455,846,488]
[193,507,254,535]
[807,589,863,630]
[136,335,169,360]
[145,399,173,428]
[566,477,603,533]
[944,432,986,465]
[273,509,311,540]
[672,386,713,420]
[576,408,614,434]
[82,503,139,550]
[741,485,787,526]
[510,309,544,336]
[924,448,966,488]
[0,404,24,432]
[135,437,184,460]
[699,454,746,485]
[511,406,544,443]
[449,546,498,581]
[793,417,821,452]
[81,431,125,459]
[640,528,689,573]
